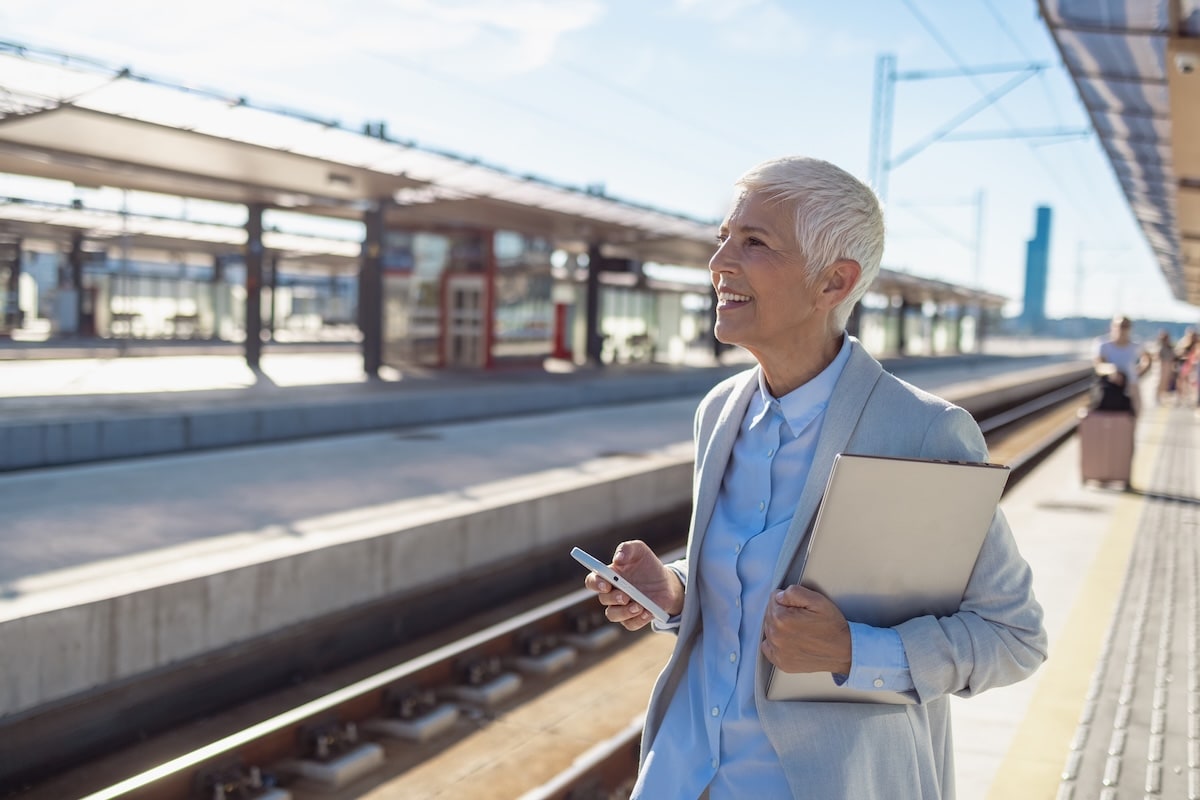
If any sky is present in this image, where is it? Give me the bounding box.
[1,0,1196,323]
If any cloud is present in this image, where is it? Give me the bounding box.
[0,0,605,83]
[669,0,811,53]
[671,0,769,23]
[411,0,606,75]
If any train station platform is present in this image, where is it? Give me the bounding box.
[951,397,1196,799]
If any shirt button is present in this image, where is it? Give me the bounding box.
[711,706,720,717]
[735,597,741,607]
[767,448,774,457]
[873,678,885,688]
[729,652,737,662]
[711,757,719,769]
[734,543,741,554]
[758,500,765,511]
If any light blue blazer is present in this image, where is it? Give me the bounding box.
[641,338,1048,799]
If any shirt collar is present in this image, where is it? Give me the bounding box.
[753,334,853,438]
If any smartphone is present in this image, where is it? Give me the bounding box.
[570,546,670,623]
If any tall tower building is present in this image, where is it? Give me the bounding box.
[1022,205,1052,332]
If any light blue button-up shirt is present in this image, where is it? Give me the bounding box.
[633,336,913,799]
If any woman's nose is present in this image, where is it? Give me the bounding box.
[709,242,734,274]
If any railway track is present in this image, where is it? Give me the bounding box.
[12,372,1095,800]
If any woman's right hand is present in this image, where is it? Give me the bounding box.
[583,540,685,630]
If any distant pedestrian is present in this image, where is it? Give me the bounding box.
[1092,315,1149,415]
[1176,328,1200,406]
[1154,329,1179,405]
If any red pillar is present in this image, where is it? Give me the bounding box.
[552,302,572,359]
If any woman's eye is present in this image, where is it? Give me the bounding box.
[714,233,765,248]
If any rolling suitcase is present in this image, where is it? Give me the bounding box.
[1078,409,1135,488]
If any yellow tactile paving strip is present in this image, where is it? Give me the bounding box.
[986,406,1164,799]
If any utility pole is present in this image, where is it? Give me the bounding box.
[868,54,896,205]
[973,189,985,288]
[867,53,1085,207]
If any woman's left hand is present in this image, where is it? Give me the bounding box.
[761,584,853,674]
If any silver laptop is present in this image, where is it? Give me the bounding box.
[765,453,1010,704]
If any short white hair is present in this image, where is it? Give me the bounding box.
[734,156,885,329]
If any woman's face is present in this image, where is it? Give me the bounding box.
[709,190,828,361]
[1112,319,1131,343]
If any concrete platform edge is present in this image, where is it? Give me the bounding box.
[0,451,694,720]
[0,366,744,471]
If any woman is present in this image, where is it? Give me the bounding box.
[583,156,1046,799]
[1176,328,1199,406]
[1154,329,1178,405]
[1092,316,1149,415]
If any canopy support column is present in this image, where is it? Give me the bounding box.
[2,236,22,332]
[585,242,603,366]
[360,200,386,378]
[244,203,264,370]
[895,297,911,356]
[66,232,85,336]
[267,252,279,342]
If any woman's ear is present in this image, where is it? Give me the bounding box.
[819,259,862,308]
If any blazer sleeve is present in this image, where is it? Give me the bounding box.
[895,405,1049,702]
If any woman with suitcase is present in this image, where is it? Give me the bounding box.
[1081,315,1150,490]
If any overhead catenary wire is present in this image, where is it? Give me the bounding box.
[899,0,1105,228]
[341,14,766,205]
[976,0,1110,210]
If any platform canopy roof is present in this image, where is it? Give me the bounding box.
[0,196,361,268]
[0,42,718,267]
[0,41,1009,310]
[1039,0,1200,305]
[872,268,1008,310]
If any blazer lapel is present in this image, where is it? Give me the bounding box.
[772,339,883,588]
[673,369,758,644]
[689,369,758,561]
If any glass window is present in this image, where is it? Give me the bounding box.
[382,231,451,367]
[492,230,554,358]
